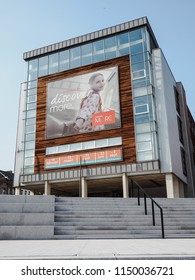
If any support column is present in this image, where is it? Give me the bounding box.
[81,177,88,198]
[44,181,51,195]
[122,173,129,198]
[15,187,21,195]
[165,173,184,198]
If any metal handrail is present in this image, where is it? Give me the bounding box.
[131,180,165,239]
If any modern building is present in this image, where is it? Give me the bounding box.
[0,170,14,194]
[14,16,195,198]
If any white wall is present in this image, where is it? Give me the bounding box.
[152,49,187,183]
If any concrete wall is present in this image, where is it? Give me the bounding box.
[0,195,55,240]
[152,49,187,184]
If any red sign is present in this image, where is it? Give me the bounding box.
[92,110,115,127]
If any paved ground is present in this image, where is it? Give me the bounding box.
[0,239,195,259]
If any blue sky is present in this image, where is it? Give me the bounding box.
[1,0,195,171]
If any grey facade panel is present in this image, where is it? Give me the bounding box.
[19,161,160,184]
[23,16,154,60]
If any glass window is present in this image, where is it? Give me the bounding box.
[28,59,38,81]
[83,141,95,150]
[105,36,117,59]
[46,146,58,155]
[70,143,82,151]
[38,56,48,77]
[27,102,36,110]
[118,33,130,56]
[135,104,148,114]
[28,80,37,89]
[27,88,37,96]
[27,95,36,103]
[23,167,34,174]
[135,113,149,124]
[134,95,147,105]
[136,122,150,134]
[26,118,36,125]
[133,78,148,88]
[131,53,144,64]
[49,53,59,74]
[81,43,92,66]
[26,109,36,118]
[137,151,153,161]
[137,141,151,152]
[132,69,146,80]
[133,86,148,97]
[25,133,35,141]
[136,133,151,142]
[58,145,69,153]
[130,42,143,55]
[59,50,69,71]
[132,62,145,72]
[70,47,81,68]
[93,40,104,62]
[24,157,34,166]
[24,150,34,158]
[25,125,35,134]
[129,28,143,42]
[25,141,35,150]
[108,137,122,146]
[96,139,107,147]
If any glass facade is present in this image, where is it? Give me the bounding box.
[22,26,158,174]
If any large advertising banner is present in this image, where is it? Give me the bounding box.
[45,148,122,169]
[46,66,121,139]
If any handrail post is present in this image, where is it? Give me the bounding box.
[144,193,147,215]
[152,200,155,226]
[160,208,165,239]
[137,186,140,205]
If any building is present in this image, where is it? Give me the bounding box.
[14,16,195,198]
[0,170,14,194]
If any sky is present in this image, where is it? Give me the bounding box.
[0,0,195,172]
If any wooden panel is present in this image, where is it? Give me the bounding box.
[35,55,136,173]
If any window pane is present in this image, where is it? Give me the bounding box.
[83,141,95,150]
[96,139,107,147]
[24,157,34,166]
[49,53,58,74]
[58,145,69,153]
[135,113,149,124]
[38,56,48,77]
[81,43,92,66]
[93,40,104,62]
[129,28,143,42]
[26,118,36,125]
[28,59,38,81]
[24,150,34,158]
[59,50,69,71]
[70,142,82,151]
[137,151,153,161]
[136,133,151,142]
[28,80,37,89]
[137,141,151,152]
[130,42,143,55]
[27,103,36,110]
[134,95,147,105]
[25,133,35,141]
[108,137,122,146]
[25,141,35,150]
[46,146,58,155]
[26,109,36,118]
[136,122,151,133]
[70,47,81,68]
[25,125,35,133]
[131,53,144,64]
[105,36,117,59]
[132,69,146,80]
[135,104,148,114]
[27,95,36,103]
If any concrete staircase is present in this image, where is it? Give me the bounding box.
[54,197,195,239]
[0,195,195,240]
[0,195,54,239]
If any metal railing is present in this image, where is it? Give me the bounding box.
[131,180,165,239]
